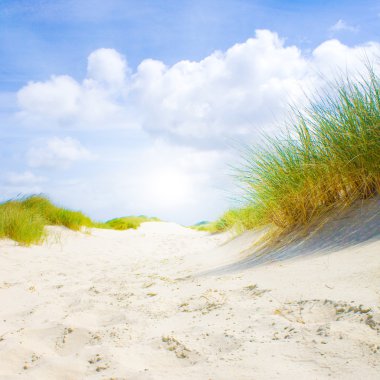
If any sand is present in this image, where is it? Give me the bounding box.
[0,218,379,379]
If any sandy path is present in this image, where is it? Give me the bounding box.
[0,222,379,379]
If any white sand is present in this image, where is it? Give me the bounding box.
[0,221,379,379]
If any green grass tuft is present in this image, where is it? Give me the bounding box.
[221,67,380,234]
[0,201,46,245]
[190,220,226,233]
[0,194,162,245]
[22,195,93,230]
[0,195,94,245]
[100,215,160,230]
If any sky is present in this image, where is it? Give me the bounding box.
[1,0,380,224]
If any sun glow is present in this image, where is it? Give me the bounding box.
[149,169,191,207]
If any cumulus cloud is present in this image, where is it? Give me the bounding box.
[27,137,93,169]
[18,75,81,122]
[18,49,132,129]
[16,30,380,146]
[87,48,128,87]
[310,39,380,83]
[132,30,312,142]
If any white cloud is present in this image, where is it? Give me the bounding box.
[131,30,311,141]
[17,49,133,129]
[330,19,358,33]
[5,171,45,186]
[0,171,45,200]
[18,75,81,120]
[27,137,93,169]
[87,48,128,87]
[16,30,380,146]
[311,39,380,80]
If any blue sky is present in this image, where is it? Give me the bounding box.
[1,0,379,90]
[1,0,380,224]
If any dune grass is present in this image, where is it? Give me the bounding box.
[219,68,380,234]
[0,195,162,245]
[100,215,160,230]
[0,200,46,245]
[21,195,93,231]
[190,220,226,233]
[0,195,93,245]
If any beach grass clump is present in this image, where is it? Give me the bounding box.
[216,206,265,233]
[21,195,93,231]
[102,215,160,230]
[190,218,234,233]
[0,200,46,245]
[226,67,380,233]
[0,195,94,245]
[0,195,161,244]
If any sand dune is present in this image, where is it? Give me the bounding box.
[0,214,379,379]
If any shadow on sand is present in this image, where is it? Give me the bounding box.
[203,197,380,276]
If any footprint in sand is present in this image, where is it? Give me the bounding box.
[87,353,110,373]
[55,326,92,355]
[161,335,201,364]
[0,281,18,289]
[22,353,41,371]
[179,289,227,315]
[243,284,270,298]
[274,299,379,330]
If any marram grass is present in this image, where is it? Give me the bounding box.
[220,68,380,234]
[0,201,46,245]
[99,216,160,230]
[21,195,93,231]
[190,221,224,233]
[0,195,161,245]
[0,195,93,245]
